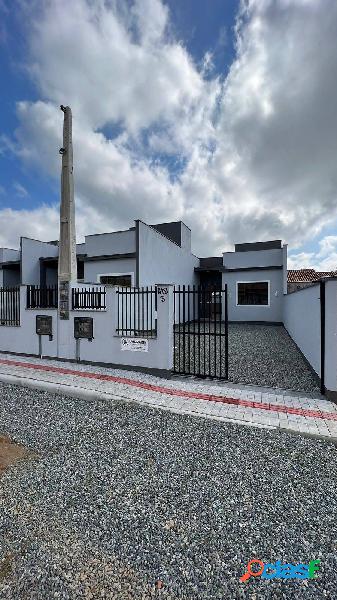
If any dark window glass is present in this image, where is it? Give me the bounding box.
[77,260,84,279]
[237,282,269,305]
[99,275,132,287]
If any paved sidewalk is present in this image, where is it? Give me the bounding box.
[0,354,336,441]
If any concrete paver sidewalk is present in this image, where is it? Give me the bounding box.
[0,354,336,441]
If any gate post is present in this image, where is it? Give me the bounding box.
[156,284,174,371]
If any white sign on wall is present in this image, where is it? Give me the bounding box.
[121,337,149,352]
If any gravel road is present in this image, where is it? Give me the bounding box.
[174,323,320,393]
[0,382,336,599]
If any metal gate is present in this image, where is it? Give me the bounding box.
[173,285,228,379]
[0,286,20,327]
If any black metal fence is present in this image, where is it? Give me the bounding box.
[173,285,228,379]
[26,285,58,309]
[116,286,157,337]
[0,286,20,326]
[72,287,106,310]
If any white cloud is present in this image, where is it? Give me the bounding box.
[0,206,59,248]
[2,0,337,263]
[289,236,337,271]
[13,181,29,198]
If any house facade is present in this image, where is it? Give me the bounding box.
[195,240,288,323]
[0,220,199,289]
[0,221,291,322]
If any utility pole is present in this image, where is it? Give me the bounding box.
[58,105,77,319]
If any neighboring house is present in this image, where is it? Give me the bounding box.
[287,269,337,293]
[0,220,199,289]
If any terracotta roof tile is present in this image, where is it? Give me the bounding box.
[288,269,337,282]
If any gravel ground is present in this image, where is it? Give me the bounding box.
[1,383,336,600]
[174,323,320,393]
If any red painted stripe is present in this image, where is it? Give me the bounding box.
[0,357,336,422]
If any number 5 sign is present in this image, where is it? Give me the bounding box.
[157,286,168,302]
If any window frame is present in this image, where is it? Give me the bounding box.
[236,280,270,307]
[96,272,134,287]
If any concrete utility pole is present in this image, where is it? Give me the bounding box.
[58,105,77,319]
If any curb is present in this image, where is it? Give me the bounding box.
[0,371,275,431]
[0,372,335,442]
[0,372,122,405]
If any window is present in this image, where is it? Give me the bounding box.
[98,274,132,287]
[77,260,84,280]
[237,281,269,306]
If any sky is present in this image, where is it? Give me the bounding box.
[0,0,337,269]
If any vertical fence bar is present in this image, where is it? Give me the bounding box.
[178,286,181,373]
[182,285,186,373]
[192,285,196,376]
[225,284,228,380]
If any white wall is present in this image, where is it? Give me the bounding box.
[138,221,199,287]
[223,248,283,269]
[21,238,58,285]
[0,285,174,373]
[84,229,136,257]
[0,248,20,262]
[324,280,337,396]
[0,288,58,356]
[223,269,284,322]
[84,258,136,284]
[283,284,321,375]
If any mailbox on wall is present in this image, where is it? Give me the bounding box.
[74,317,94,340]
[36,315,53,338]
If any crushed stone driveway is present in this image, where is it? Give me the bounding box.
[0,382,336,599]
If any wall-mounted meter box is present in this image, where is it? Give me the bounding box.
[36,315,53,337]
[74,317,93,340]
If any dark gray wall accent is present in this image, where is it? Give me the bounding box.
[199,257,223,268]
[2,266,20,286]
[235,240,282,252]
[84,252,136,262]
[151,222,182,246]
[223,265,283,273]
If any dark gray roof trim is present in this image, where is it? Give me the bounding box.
[223,265,283,272]
[235,240,282,252]
[195,266,226,273]
[0,260,20,267]
[84,252,136,262]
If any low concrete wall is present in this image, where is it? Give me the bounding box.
[283,284,321,375]
[324,280,337,400]
[0,287,58,357]
[0,285,174,373]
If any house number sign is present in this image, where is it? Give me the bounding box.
[157,286,168,303]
